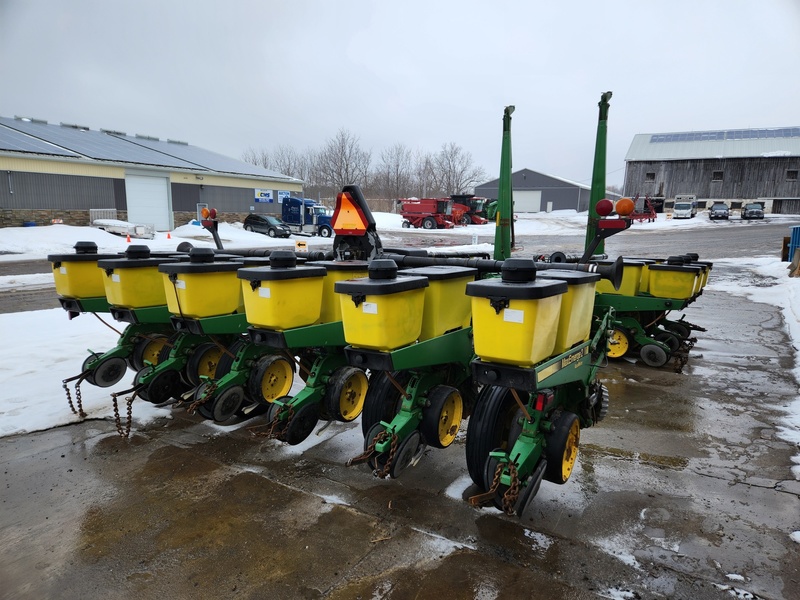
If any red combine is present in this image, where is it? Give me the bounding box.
[400,198,455,229]
[450,194,490,225]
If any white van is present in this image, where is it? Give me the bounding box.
[673,195,698,219]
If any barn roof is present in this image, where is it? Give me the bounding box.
[625,126,800,161]
[0,116,299,182]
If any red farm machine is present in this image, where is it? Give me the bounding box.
[399,198,456,229]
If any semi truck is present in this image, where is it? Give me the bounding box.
[281,197,334,237]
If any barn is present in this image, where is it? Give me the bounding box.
[623,126,800,213]
[474,168,620,213]
[0,116,302,229]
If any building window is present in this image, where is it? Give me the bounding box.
[645,172,655,182]
[788,169,798,181]
[712,171,724,181]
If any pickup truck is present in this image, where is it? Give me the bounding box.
[741,203,764,220]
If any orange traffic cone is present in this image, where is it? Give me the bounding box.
[167,231,171,239]
[126,233,131,243]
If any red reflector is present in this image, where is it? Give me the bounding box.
[598,219,627,230]
[332,191,369,235]
[534,395,545,412]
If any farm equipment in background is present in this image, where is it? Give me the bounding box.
[450,194,490,225]
[399,198,456,229]
[629,193,657,223]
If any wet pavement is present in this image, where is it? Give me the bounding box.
[2,225,800,599]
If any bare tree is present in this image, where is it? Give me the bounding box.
[241,146,270,169]
[412,150,438,198]
[374,143,413,199]
[315,129,371,196]
[432,142,487,195]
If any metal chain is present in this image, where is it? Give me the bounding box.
[111,391,136,439]
[502,462,521,515]
[374,433,399,479]
[63,376,87,419]
[467,461,504,507]
[345,429,388,467]
[187,379,219,415]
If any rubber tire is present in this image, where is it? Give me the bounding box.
[360,371,409,436]
[460,215,471,225]
[283,402,319,446]
[245,225,254,232]
[130,334,169,372]
[666,322,691,340]
[185,342,224,387]
[323,367,368,423]
[90,356,128,388]
[247,354,294,405]
[654,331,680,353]
[465,385,522,487]
[543,412,580,484]
[140,369,181,404]
[211,385,246,423]
[268,228,277,238]
[420,385,463,449]
[640,344,668,368]
[390,430,421,479]
[401,221,411,229]
[319,226,332,238]
[422,217,437,230]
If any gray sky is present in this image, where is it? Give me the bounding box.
[2,0,799,189]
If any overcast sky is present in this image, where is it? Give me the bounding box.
[1,0,799,189]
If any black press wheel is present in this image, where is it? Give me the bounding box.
[420,385,463,449]
[389,430,422,479]
[360,371,409,436]
[283,402,319,445]
[211,385,246,423]
[465,385,523,487]
[89,356,128,388]
[422,217,437,230]
[543,412,580,485]
[323,367,368,422]
[654,331,680,353]
[247,354,294,405]
[139,369,182,404]
[639,343,669,368]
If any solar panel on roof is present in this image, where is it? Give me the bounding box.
[0,117,201,169]
[650,126,800,143]
[0,124,81,157]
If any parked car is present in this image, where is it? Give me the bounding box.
[741,203,765,220]
[243,214,292,237]
[708,203,730,220]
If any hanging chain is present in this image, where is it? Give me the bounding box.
[187,379,219,415]
[374,434,399,479]
[502,462,521,515]
[63,373,88,419]
[468,461,505,507]
[111,391,136,439]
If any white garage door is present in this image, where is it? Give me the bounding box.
[125,174,172,230]
[514,190,542,213]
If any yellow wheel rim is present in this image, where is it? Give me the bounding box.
[196,346,224,379]
[260,357,294,401]
[561,419,581,482]
[142,337,169,366]
[337,369,368,421]
[437,389,463,447]
[607,328,629,358]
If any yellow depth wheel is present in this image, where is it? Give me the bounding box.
[324,367,368,422]
[249,355,294,404]
[607,328,630,359]
[421,385,464,449]
[544,412,581,485]
[185,342,224,387]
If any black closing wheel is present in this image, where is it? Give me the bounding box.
[465,386,523,487]
[515,459,547,516]
[323,366,368,422]
[193,382,214,419]
[390,430,422,479]
[284,402,319,446]
[420,385,463,449]
[543,412,581,485]
[211,385,246,423]
[654,331,680,353]
[140,369,182,404]
[639,343,669,368]
[360,371,409,436]
[666,322,691,340]
[89,356,128,388]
